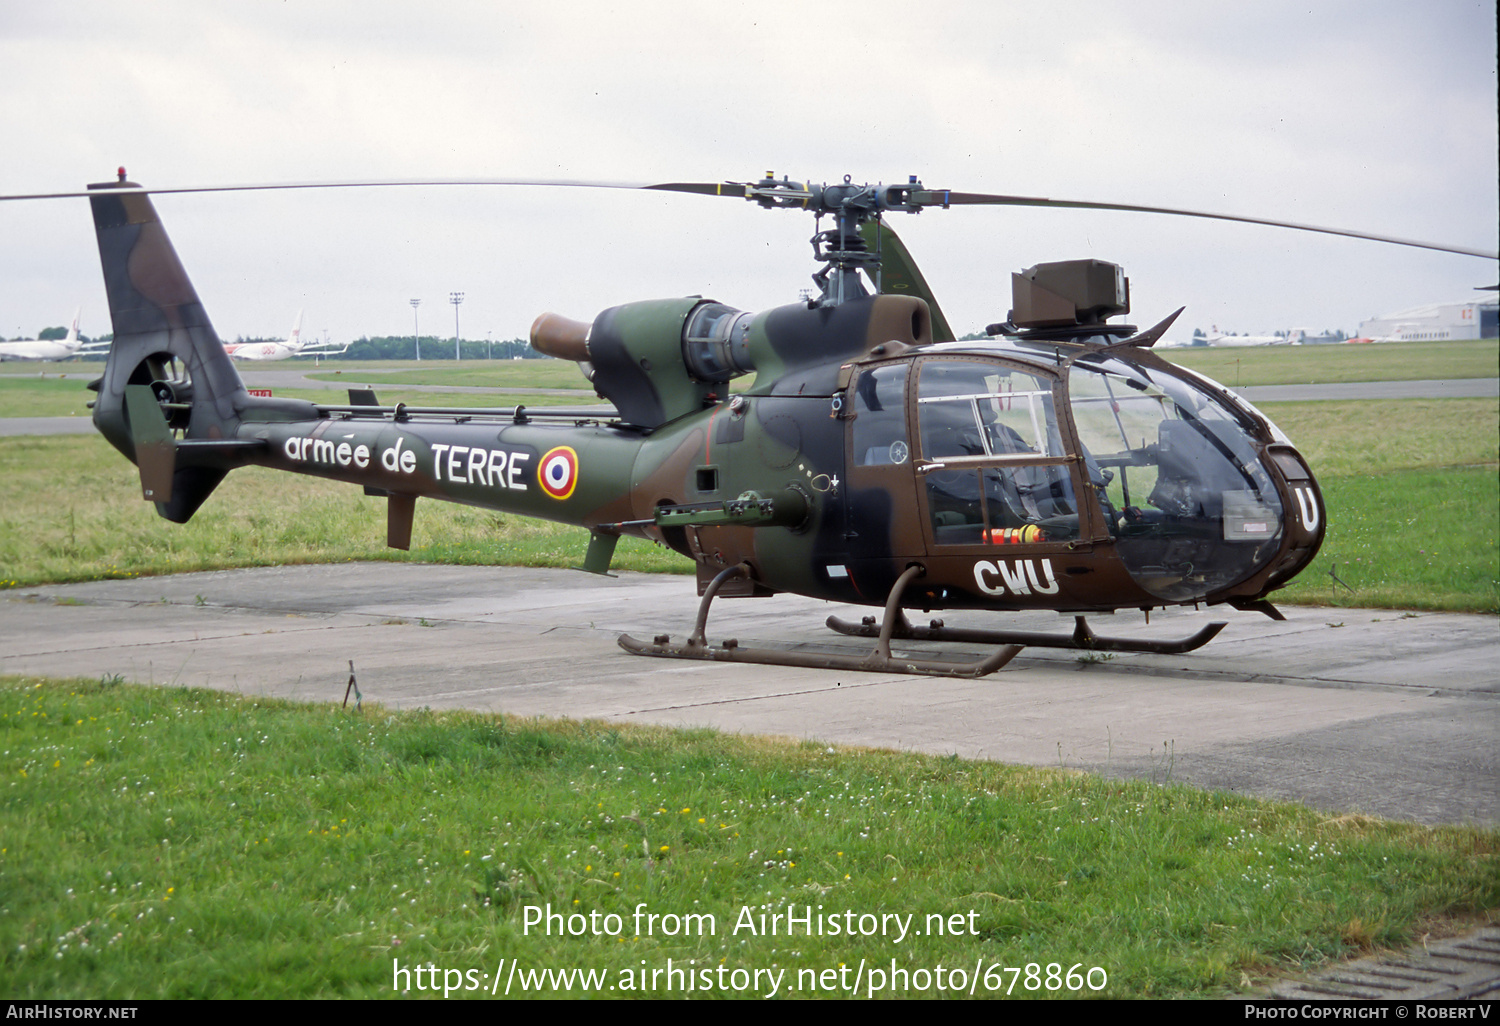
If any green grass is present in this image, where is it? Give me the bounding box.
[269,388,601,409]
[307,360,594,389]
[1,676,1493,999]
[0,374,97,418]
[1162,336,1497,387]
[1276,469,1498,612]
[0,435,690,589]
[307,362,754,392]
[0,373,600,420]
[1263,398,1498,612]
[1263,398,1498,477]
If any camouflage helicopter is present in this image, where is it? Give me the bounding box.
[19,170,1496,677]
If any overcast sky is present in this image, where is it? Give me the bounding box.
[1,0,1495,345]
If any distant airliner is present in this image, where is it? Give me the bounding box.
[222,311,348,361]
[1202,327,1305,347]
[0,309,98,361]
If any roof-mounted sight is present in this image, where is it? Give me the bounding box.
[1007,259,1131,330]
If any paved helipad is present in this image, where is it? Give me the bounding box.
[2,562,1495,825]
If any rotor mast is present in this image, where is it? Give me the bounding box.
[739,173,939,308]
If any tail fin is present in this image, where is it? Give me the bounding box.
[86,179,309,521]
[88,179,247,435]
[65,307,80,344]
[287,309,303,351]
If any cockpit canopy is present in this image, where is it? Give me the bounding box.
[848,341,1290,604]
[1067,352,1283,600]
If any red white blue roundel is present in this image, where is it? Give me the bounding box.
[538,446,579,500]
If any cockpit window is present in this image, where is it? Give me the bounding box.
[917,360,1061,460]
[916,359,1078,546]
[1069,355,1283,600]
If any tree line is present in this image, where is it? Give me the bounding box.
[317,335,542,360]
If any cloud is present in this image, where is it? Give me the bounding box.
[1,0,1493,342]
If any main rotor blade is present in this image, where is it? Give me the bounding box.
[859,221,956,342]
[933,190,1498,260]
[2,174,1490,260]
[0,176,703,202]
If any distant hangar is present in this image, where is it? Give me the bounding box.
[1358,297,1498,341]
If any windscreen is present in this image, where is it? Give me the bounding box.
[1069,355,1282,601]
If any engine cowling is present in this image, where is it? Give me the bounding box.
[530,294,936,429]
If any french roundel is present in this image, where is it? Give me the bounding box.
[538,446,579,500]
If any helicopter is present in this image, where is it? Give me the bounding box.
[28,169,1497,677]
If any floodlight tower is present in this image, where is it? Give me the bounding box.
[450,292,464,360]
[410,298,422,362]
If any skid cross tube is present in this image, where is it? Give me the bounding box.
[826,612,1226,654]
[618,563,1022,678]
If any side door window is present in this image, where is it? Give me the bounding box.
[916,359,1080,547]
[850,362,911,467]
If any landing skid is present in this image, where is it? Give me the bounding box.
[618,564,1023,678]
[826,611,1226,655]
